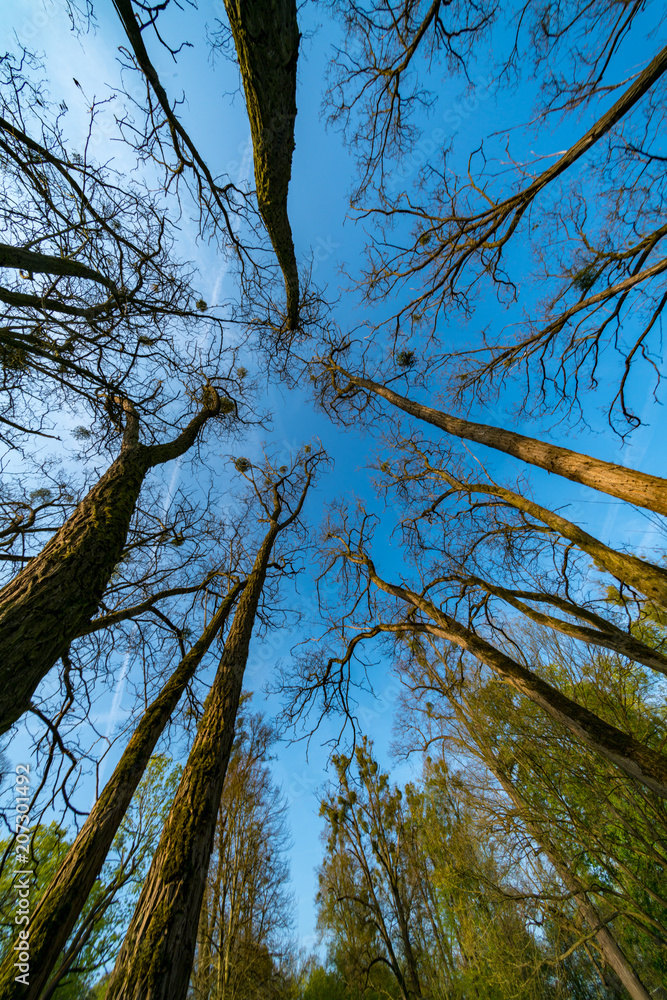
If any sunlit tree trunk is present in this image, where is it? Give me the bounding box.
[104,463,313,1000]
[329,364,667,516]
[0,578,245,1000]
[224,0,300,330]
[0,396,221,735]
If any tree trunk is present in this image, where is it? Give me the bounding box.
[363,561,667,797]
[492,766,654,1000]
[331,366,667,516]
[462,575,667,677]
[0,579,244,1000]
[224,0,300,330]
[0,398,220,735]
[104,467,312,1000]
[0,242,116,288]
[192,883,213,1000]
[393,887,423,999]
[442,471,667,610]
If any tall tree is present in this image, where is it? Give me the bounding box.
[110,0,252,253]
[0,757,180,1000]
[316,358,667,517]
[111,0,307,341]
[222,0,301,332]
[0,573,247,1000]
[192,707,293,1000]
[317,737,604,999]
[0,390,228,736]
[0,50,240,442]
[104,448,322,1000]
[322,2,667,430]
[318,738,424,1000]
[396,627,667,996]
[310,505,667,797]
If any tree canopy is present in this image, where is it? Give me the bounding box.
[0,2,665,998]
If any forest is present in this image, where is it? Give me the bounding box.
[0,1,666,998]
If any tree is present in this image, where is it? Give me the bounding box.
[318,738,424,1000]
[110,0,308,341]
[109,0,252,252]
[317,736,608,998]
[3,4,667,995]
[192,706,294,1000]
[0,574,246,1000]
[300,964,349,1000]
[221,0,301,332]
[0,50,241,443]
[321,3,667,431]
[104,449,323,1000]
[310,503,667,797]
[0,756,180,1000]
[0,390,230,736]
[406,758,581,999]
[395,625,667,996]
[316,358,667,517]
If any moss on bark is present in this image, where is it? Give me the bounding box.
[0,581,244,1000]
[105,460,315,1000]
[0,398,220,735]
[105,522,282,999]
[224,0,300,329]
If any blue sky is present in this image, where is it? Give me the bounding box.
[4,0,667,955]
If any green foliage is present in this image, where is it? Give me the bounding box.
[301,965,348,1000]
[571,263,600,294]
[316,729,631,999]
[0,823,111,998]
[395,350,415,369]
[0,756,180,998]
[401,627,667,997]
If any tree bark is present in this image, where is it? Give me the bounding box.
[104,469,312,1000]
[491,766,654,1000]
[393,887,423,999]
[329,365,667,517]
[438,470,667,610]
[0,242,116,288]
[192,882,213,1000]
[358,556,667,798]
[459,575,667,678]
[224,0,300,330]
[0,579,244,1000]
[0,397,221,735]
